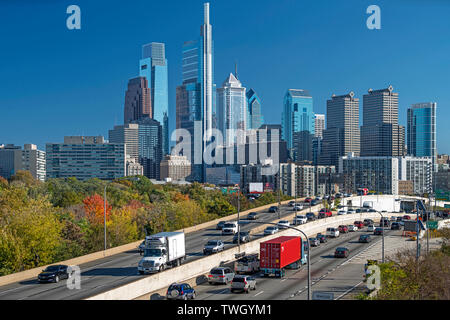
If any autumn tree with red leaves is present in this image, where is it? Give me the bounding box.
[83,194,112,225]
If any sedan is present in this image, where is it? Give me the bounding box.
[367,224,376,232]
[364,219,374,226]
[203,240,225,255]
[334,247,350,258]
[309,238,320,247]
[337,210,347,215]
[306,212,316,221]
[403,215,412,220]
[316,234,328,243]
[359,234,372,243]
[311,200,318,206]
[269,206,279,213]
[216,221,226,230]
[293,204,303,211]
[264,226,279,235]
[374,227,384,235]
[348,225,358,232]
[277,220,290,229]
[233,232,252,243]
[391,222,402,230]
[247,212,258,220]
[38,265,73,283]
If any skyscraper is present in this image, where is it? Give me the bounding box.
[217,73,247,146]
[360,86,405,157]
[314,114,325,138]
[108,123,139,162]
[124,77,152,124]
[407,102,437,171]
[139,42,169,155]
[320,92,360,167]
[132,118,162,180]
[246,89,264,130]
[281,89,315,150]
[175,2,216,182]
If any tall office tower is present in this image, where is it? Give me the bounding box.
[360,86,405,157]
[407,102,437,171]
[320,92,360,167]
[0,144,22,179]
[281,89,315,151]
[139,42,169,155]
[46,137,126,181]
[124,77,152,124]
[131,118,162,180]
[246,89,264,130]
[217,73,247,146]
[314,114,325,138]
[293,131,313,162]
[175,2,216,182]
[108,123,139,161]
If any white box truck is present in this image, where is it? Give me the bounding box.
[138,232,186,274]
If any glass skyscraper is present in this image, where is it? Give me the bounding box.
[281,89,315,150]
[139,42,169,155]
[246,88,264,130]
[407,102,437,171]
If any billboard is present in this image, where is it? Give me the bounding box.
[249,182,263,193]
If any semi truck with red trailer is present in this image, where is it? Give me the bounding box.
[259,236,308,278]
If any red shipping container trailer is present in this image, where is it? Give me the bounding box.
[260,236,306,277]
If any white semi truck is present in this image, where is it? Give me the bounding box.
[138,232,186,274]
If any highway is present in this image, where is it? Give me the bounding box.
[0,200,317,300]
[188,226,405,300]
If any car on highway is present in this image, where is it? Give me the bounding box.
[166,283,196,300]
[335,193,343,198]
[310,199,318,206]
[293,215,307,225]
[269,206,279,213]
[390,216,397,221]
[306,212,316,221]
[348,225,358,232]
[247,212,259,220]
[203,239,225,255]
[391,222,402,230]
[359,234,372,243]
[363,219,374,226]
[334,247,350,258]
[277,220,290,229]
[293,203,303,211]
[356,208,363,213]
[233,231,252,243]
[379,218,391,227]
[208,267,235,285]
[354,221,365,229]
[318,208,332,219]
[326,227,340,238]
[338,225,349,233]
[288,201,296,207]
[304,197,312,203]
[396,216,403,222]
[235,254,260,274]
[403,215,412,220]
[347,209,356,214]
[367,224,376,232]
[309,237,320,247]
[337,210,347,215]
[324,195,330,200]
[222,221,239,235]
[38,265,73,283]
[264,226,279,235]
[230,275,257,293]
[138,240,145,255]
[368,208,376,213]
[315,196,323,201]
[216,221,226,230]
[316,234,328,243]
[374,227,384,235]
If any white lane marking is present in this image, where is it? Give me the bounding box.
[281,278,287,282]
[254,291,264,297]
[335,281,363,300]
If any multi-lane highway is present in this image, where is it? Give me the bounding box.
[0,200,318,300]
[184,226,405,300]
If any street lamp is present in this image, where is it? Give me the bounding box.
[239,220,311,300]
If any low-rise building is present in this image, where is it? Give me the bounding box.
[160,155,191,181]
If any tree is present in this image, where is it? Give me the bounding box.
[83,194,112,225]
[9,170,39,187]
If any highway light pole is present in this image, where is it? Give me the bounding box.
[239,220,311,300]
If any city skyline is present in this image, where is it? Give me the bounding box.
[0,0,449,154]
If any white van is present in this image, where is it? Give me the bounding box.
[326,227,340,238]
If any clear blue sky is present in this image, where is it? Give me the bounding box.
[1,0,449,153]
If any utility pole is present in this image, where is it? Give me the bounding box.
[278,171,281,219]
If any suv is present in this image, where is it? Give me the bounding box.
[222,222,238,235]
[230,275,257,293]
[293,215,307,225]
[363,219,374,226]
[247,212,258,220]
[391,222,402,230]
[379,219,391,227]
[235,254,259,274]
[318,209,332,219]
[359,234,371,243]
[374,227,384,235]
[306,212,316,221]
[233,232,251,243]
[293,203,304,211]
[326,227,340,238]
[208,267,235,285]
[338,225,349,233]
[166,283,196,300]
[269,206,279,213]
[203,239,225,255]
